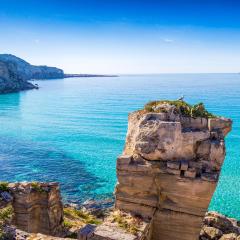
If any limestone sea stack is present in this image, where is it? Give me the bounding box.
[0,182,64,236]
[115,100,232,240]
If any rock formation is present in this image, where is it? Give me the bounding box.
[0,182,64,236]
[115,100,232,240]
[0,59,36,93]
[0,54,64,93]
[0,54,64,81]
[200,212,240,240]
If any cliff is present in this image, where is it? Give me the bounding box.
[0,54,64,80]
[115,100,232,240]
[0,60,36,93]
[0,182,63,237]
[0,54,64,93]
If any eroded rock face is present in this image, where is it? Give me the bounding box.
[0,60,36,93]
[0,54,64,81]
[115,102,232,240]
[0,54,64,93]
[0,182,64,236]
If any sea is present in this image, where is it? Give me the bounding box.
[0,74,239,218]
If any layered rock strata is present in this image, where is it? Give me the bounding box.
[0,182,64,236]
[115,101,232,240]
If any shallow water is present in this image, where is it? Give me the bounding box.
[0,74,239,218]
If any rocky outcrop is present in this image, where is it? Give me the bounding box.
[200,212,240,240]
[0,54,64,93]
[2,225,73,240]
[115,100,232,240]
[0,54,64,81]
[78,210,151,240]
[0,60,36,93]
[0,182,64,236]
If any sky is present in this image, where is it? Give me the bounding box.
[0,0,240,74]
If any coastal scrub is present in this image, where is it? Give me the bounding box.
[0,182,9,192]
[144,100,216,118]
[109,210,141,235]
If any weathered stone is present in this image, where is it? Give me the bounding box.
[201,173,218,182]
[152,209,203,240]
[208,118,232,137]
[197,140,211,159]
[115,199,155,220]
[166,168,181,175]
[203,212,240,235]
[2,225,72,240]
[219,233,238,240]
[209,140,225,171]
[181,117,208,130]
[117,155,132,170]
[115,102,232,240]
[167,161,180,169]
[180,160,189,170]
[184,168,197,178]
[8,182,64,236]
[200,226,223,239]
[78,224,95,240]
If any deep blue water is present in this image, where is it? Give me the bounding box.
[0,74,239,218]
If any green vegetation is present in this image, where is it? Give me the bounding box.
[63,207,101,228]
[0,182,9,192]
[63,219,74,228]
[30,182,46,193]
[144,100,216,118]
[0,206,13,240]
[0,229,6,240]
[110,211,141,235]
[0,206,13,223]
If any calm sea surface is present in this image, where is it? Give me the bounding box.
[0,74,239,218]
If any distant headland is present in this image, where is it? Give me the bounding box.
[0,54,118,94]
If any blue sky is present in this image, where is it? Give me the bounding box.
[0,0,240,74]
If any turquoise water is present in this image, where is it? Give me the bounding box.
[0,74,240,218]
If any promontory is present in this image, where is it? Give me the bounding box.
[0,54,64,93]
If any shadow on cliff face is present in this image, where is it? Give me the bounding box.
[0,136,111,204]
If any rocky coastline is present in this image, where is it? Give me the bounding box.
[0,58,36,94]
[0,54,66,94]
[0,54,118,94]
[0,100,238,240]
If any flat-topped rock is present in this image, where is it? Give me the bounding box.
[0,182,64,236]
[115,100,232,240]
